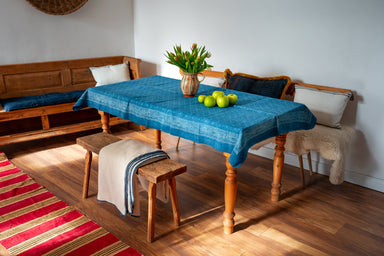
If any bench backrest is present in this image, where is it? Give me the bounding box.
[0,56,141,99]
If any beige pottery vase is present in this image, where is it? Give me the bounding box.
[180,72,205,97]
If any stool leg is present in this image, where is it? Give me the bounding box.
[168,177,180,226]
[147,182,156,243]
[83,150,92,199]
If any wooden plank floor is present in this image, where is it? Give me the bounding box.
[1,123,384,256]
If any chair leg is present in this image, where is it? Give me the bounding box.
[176,137,196,150]
[147,182,156,243]
[307,152,313,184]
[298,154,305,188]
[168,177,180,226]
[82,150,92,199]
[307,152,313,176]
[176,137,181,151]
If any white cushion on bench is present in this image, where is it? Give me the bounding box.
[90,62,131,86]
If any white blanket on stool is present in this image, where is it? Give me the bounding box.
[97,139,169,216]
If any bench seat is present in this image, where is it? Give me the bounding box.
[0,90,85,111]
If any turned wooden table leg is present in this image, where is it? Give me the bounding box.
[271,134,287,202]
[223,152,237,234]
[154,129,162,149]
[98,111,110,133]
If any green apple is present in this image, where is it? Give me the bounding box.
[212,90,225,99]
[198,95,206,103]
[204,96,216,108]
[216,95,229,108]
[227,94,238,105]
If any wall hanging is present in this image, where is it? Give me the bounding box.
[26,0,88,15]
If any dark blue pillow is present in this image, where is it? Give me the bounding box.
[0,90,85,111]
[224,69,291,99]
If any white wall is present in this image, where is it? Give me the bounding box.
[0,0,134,64]
[134,0,384,192]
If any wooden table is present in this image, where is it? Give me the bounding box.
[73,75,316,234]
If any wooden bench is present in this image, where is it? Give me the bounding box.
[0,56,141,145]
[76,132,187,242]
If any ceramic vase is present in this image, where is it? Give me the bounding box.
[180,72,205,97]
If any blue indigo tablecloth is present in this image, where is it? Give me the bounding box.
[73,76,316,168]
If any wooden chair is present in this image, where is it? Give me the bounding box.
[179,69,225,79]
[77,132,187,242]
[251,82,354,187]
[285,82,354,186]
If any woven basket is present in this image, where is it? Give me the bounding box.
[26,0,88,15]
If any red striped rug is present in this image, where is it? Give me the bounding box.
[0,152,142,256]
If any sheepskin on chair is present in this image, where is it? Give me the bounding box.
[284,124,354,184]
[251,125,355,185]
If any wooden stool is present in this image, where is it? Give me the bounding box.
[76,132,187,242]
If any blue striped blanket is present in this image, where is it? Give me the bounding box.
[97,139,168,216]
